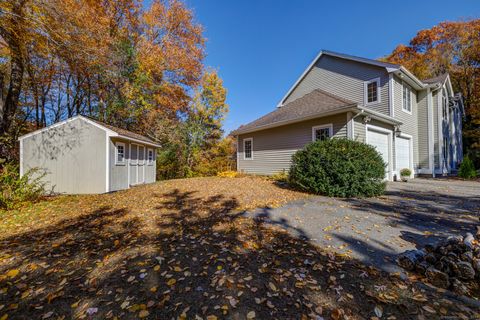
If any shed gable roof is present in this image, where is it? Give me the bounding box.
[19,115,160,147]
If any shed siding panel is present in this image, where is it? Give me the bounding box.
[284,55,390,115]
[417,90,429,169]
[393,75,419,170]
[433,90,439,169]
[145,148,157,184]
[22,118,106,194]
[237,114,347,175]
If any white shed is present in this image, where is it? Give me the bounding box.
[19,115,161,194]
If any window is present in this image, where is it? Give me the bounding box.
[402,84,412,113]
[243,138,253,160]
[115,142,125,165]
[147,149,154,164]
[138,146,145,165]
[364,78,380,105]
[312,124,333,142]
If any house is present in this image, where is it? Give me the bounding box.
[19,115,160,194]
[232,50,464,180]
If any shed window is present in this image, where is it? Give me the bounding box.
[115,142,125,165]
[147,149,154,164]
[312,124,333,142]
[365,78,380,104]
[243,138,253,160]
[402,85,412,113]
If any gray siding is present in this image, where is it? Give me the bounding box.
[109,138,129,191]
[22,118,106,194]
[417,90,429,169]
[284,55,390,115]
[238,114,347,175]
[393,76,419,170]
[353,117,366,143]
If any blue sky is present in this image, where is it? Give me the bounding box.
[181,1,479,134]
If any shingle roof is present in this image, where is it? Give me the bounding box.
[423,73,449,84]
[232,89,357,135]
[87,117,159,145]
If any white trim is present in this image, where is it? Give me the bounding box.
[347,112,353,139]
[366,124,394,181]
[115,141,126,165]
[243,137,253,160]
[395,133,414,179]
[19,139,24,177]
[312,123,333,142]
[364,77,381,106]
[105,134,110,193]
[437,91,444,174]
[427,88,434,174]
[401,82,413,115]
[388,74,395,117]
[117,135,160,148]
[127,143,131,186]
[236,136,240,171]
[147,148,154,165]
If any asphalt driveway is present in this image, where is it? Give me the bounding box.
[245,178,480,273]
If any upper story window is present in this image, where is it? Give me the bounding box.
[115,142,126,165]
[364,78,380,105]
[312,124,333,142]
[243,138,253,160]
[147,148,154,164]
[402,84,412,113]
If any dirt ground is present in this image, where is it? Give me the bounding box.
[0,176,478,319]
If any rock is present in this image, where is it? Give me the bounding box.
[447,235,463,245]
[461,251,473,262]
[397,250,425,271]
[464,233,475,249]
[415,261,429,275]
[457,261,475,280]
[451,278,469,295]
[425,253,437,264]
[472,258,480,272]
[476,226,480,239]
[424,244,435,253]
[426,267,450,288]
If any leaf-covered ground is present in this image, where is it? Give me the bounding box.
[0,176,478,319]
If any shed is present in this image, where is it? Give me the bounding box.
[19,115,161,194]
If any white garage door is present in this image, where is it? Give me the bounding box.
[367,129,390,179]
[396,136,411,172]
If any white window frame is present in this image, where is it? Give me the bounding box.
[138,145,145,165]
[243,137,253,160]
[312,124,333,142]
[364,77,381,106]
[402,83,412,114]
[147,148,154,165]
[115,142,126,165]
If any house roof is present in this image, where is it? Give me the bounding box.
[422,73,449,84]
[19,115,161,147]
[232,89,358,135]
[86,117,159,146]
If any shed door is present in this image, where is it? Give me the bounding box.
[396,136,411,173]
[130,144,138,185]
[367,129,390,179]
[138,146,145,184]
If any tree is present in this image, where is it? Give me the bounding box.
[384,20,480,164]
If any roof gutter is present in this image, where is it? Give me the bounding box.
[116,135,161,148]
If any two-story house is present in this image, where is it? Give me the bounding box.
[232,50,464,180]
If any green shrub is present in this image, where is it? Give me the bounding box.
[400,168,412,177]
[289,138,386,197]
[458,156,477,179]
[0,163,46,210]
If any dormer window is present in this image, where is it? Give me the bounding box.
[364,78,380,105]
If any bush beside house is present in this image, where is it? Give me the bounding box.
[458,156,477,179]
[289,139,386,198]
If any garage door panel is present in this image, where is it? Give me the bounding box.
[396,137,411,172]
[367,129,390,179]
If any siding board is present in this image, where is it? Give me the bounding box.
[284,55,390,115]
[238,114,347,175]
